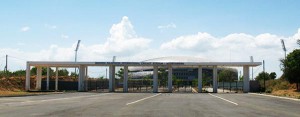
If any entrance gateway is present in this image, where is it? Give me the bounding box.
[25,61,261,93]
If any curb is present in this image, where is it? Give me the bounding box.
[249,93,300,101]
[0,92,64,98]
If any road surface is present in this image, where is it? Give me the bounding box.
[0,92,299,117]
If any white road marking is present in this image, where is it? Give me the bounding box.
[126,93,161,105]
[249,93,300,102]
[209,93,238,106]
[2,93,110,106]
[191,88,198,93]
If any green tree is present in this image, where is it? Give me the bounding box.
[218,69,238,82]
[30,67,55,75]
[202,72,211,87]
[269,72,277,80]
[158,68,168,86]
[255,72,270,81]
[58,69,69,76]
[0,70,12,78]
[239,76,244,81]
[99,76,104,79]
[12,70,26,76]
[115,68,124,80]
[281,49,300,91]
[70,72,78,77]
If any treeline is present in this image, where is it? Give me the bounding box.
[254,39,300,92]
[280,40,300,91]
[0,67,78,78]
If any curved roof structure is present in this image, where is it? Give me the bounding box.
[142,56,210,62]
[130,56,211,71]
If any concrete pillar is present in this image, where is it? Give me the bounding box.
[168,65,172,93]
[213,66,218,93]
[109,65,115,92]
[78,65,86,91]
[25,62,30,91]
[123,66,128,92]
[123,65,128,92]
[153,66,158,93]
[36,66,42,90]
[85,66,88,91]
[55,67,58,91]
[243,66,250,93]
[78,66,82,91]
[46,67,50,90]
[198,66,202,93]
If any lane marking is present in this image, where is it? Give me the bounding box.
[191,88,198,93]
[249,93,300,102]
[126,93,161,105]
[209,93,238,106]
[2,93,110,106]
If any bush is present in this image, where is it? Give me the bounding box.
[265,79,290,93]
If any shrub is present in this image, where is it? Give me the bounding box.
[265,79,290,92]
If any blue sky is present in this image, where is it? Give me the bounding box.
[1,0,300,77]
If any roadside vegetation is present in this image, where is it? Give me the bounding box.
[0,68,76,96]
[254,39,300,99]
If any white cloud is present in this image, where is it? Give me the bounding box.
[160,29,300,78]
[45,24,57,29]
[158,23,176,30]
[161,32,215,51]
[61,34,69,39]
[20,26,30,32]
[98,16,151,56]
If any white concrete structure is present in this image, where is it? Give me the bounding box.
[123,65,128,92]
[25,61,261,93]
[198,66,202,93]
[168,65,172,93]
[46,67,50,90]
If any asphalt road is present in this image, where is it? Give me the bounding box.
[0,92,299,117]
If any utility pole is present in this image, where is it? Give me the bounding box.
[250,56,254,80]
[4,55,8,72]
[74,40,81,79]
[281,39,287,60]
[263,60,265,92]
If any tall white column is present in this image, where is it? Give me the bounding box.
[78,65,86,91]
[168,65,172,93]
[85,66,88,91]
[78,66,82,91]
[213,66,218,93]
[46,67,50,90]
[243,66,250,93]
[25,62,30,91]
[153,66,158,93]
[198,66,203,93]
[123,65,128,92]
[36,66,42,90]
[109,65,115,92]
[55,67,58,91]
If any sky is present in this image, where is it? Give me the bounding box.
[0,0,300,78]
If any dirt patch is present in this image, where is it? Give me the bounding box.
[0,76,78,92]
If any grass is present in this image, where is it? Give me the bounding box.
[0,90,63,97]
[264,79,300,99]
[271,89,300,99]
[0,90,29,96]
